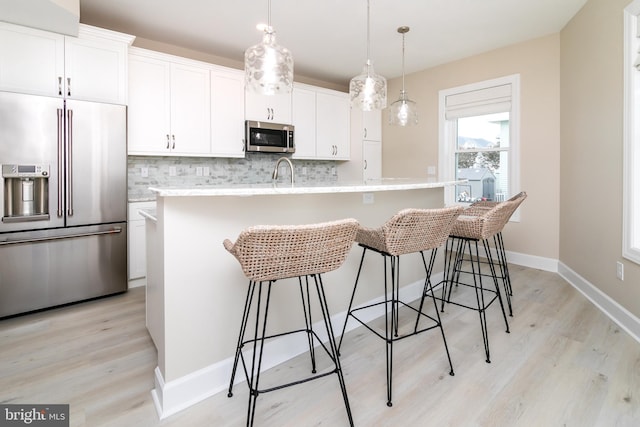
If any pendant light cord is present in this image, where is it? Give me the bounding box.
[366,0,371,61]
[401,31,406,92]
[267,0,272,28]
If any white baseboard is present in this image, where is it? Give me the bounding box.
[558,262,640,344]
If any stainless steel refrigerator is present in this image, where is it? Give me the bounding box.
[0,91,127,318]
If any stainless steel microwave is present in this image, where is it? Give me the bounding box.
[245,120,295,153]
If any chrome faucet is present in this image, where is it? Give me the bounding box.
[272,157,295,184]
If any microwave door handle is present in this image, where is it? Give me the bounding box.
[57,108,64,217]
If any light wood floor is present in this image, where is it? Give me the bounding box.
[1,265,639,426]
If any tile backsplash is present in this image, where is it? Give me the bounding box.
[128,154,339,201]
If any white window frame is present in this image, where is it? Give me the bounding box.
[438,74,521,219]
[624,2,640,265]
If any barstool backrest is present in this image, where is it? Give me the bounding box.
[380,206,464,255]
[223,218,359,282]
[453,197,522,240]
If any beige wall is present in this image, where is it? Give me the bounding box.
[382,34,562,260]
[561,0,640,317]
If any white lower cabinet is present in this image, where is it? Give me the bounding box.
[128,201,155,284]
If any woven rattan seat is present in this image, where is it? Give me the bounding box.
[338,206,463,407]
[224,218,358,426]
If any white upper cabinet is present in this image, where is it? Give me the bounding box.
[292,83,350,160]
[128,48,211,156]
[291,86,317,159]
[245,89,292,124]
[362,109,382,141]
[316,91,350,160]
[211,69,245,157]
[0,22,133,104]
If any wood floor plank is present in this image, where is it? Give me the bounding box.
[1,265,639,426]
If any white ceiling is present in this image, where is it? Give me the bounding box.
[78,0,588,86]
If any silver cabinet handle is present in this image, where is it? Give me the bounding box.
[364,128,367,138]
[364,160,368,170]
[58,77,63,96]
[166,134,170,149]
[172,135,176,149]
[67,77,71,97]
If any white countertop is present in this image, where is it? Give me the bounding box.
[149,178,464,197]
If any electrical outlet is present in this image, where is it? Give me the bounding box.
[196,167,203,176]
[363,193,374,204]
[140,167,148,177]
[169,166,177,177]
[616,261,624,281]
[203,167,210,176]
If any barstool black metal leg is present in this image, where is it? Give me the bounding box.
[228,280,257,398]
[313,274,355,427]
[338,247,367,355]
[299,275,317,373]
[483,240,510,333]
[246,281,273,427]
[494,233,513,315]
[468,240,491,363]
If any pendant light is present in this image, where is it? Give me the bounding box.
[389,26,418,126]
[244,0,294,95]
[349,0,387,111]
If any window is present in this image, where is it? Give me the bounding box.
[624,2,640,264]
[439,75,520,217]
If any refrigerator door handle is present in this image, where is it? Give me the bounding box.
[66,108,74,217]
[57,108,64,217]
[0,227,123,246]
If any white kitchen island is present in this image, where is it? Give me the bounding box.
[143,179,460,418]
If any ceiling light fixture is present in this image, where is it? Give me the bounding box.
[389,26,418,126]
[350,0,387,111]
[244,0,293,95]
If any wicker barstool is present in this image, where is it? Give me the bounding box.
[338,206,463,407]
[439,198,522,363]
[463,191,527,315]
[224,218,359,427]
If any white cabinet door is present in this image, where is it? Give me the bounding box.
[363,110,382,141]
[170,62,211,155]
[291,86,317,159]
[128,54,171,154]
[363,140,382,182]
[316,91,350,160]
[0,22,65,97]
[128,49,211,155]
[128,202,155,281]
[64,31,129,104]
[245,90,292,123]
[0,22,131,103]
[211,70,245,157]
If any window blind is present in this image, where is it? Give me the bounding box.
[444,83,512,119]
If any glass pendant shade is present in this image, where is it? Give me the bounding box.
[389,26,417,126]
[350,0,387,110]
[244,2,293,95]
[389,90,418,126]
[350,60,387,111]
